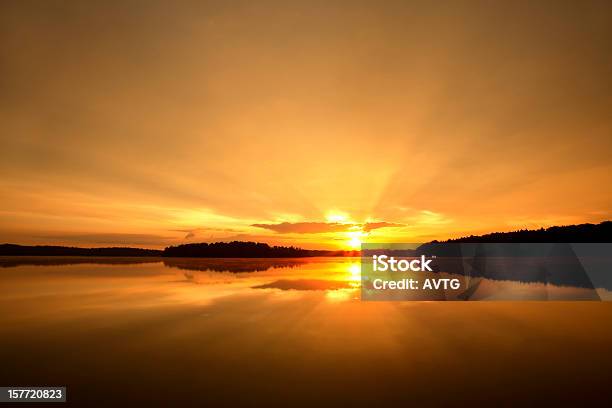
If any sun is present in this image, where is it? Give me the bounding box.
[346,231,364,249]
[348,235,361,248]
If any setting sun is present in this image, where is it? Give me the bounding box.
[1,2,612,407]
[347,231,364,249]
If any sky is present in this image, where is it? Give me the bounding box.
[1,0,611,249]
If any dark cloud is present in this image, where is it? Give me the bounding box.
[251,222,354,234]
[252,221,404,234]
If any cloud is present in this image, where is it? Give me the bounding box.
[251,222,353,234]
[412,210,452,225]
[362,222,404,232]
[252,221,404,234]
[33,233,173,246]
[170,227,240,240]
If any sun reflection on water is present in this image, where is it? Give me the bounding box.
[348,263,360,281]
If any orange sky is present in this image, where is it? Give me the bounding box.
[1,1,611,249]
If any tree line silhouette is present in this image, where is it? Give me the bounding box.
[0,221,609,258]
[0,244,161,257]
[162,241,355,257]
[0,242,357,258]
[429,221,611,244]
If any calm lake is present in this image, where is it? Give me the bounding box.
[1,256,611,406]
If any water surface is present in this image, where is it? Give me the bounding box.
[1,257,611,406]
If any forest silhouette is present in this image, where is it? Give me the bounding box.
[0,221,609,258]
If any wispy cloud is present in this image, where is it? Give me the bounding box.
[362,222,404,232]
[33,233,173,246]
[170,227,240,240]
